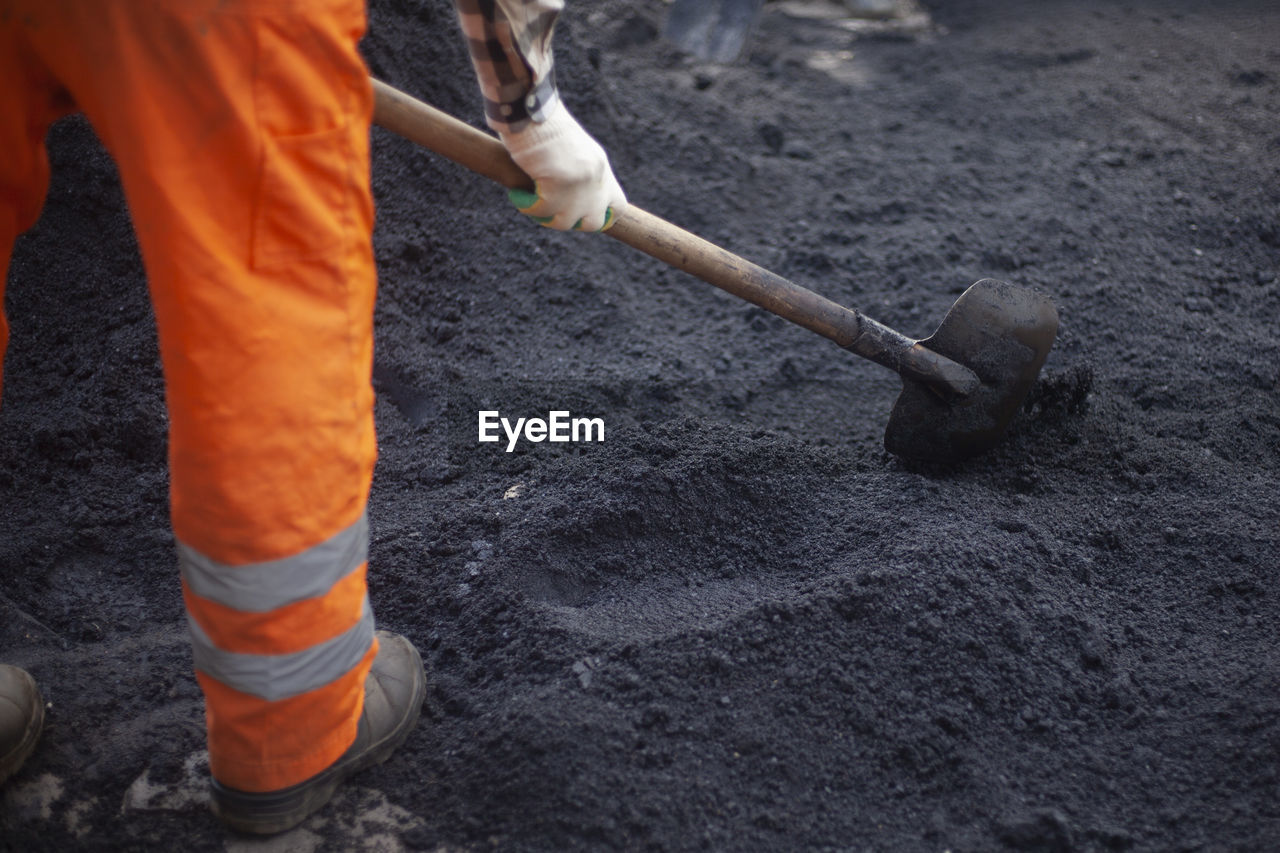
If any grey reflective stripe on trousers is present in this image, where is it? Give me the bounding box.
[188,597,375,702]
[178,513,368,613]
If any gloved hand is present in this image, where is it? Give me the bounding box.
[499,102,628,232]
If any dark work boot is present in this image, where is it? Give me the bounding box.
[0,664,44,786]
[210,631,426,834]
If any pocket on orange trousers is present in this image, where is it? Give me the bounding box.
[249,2,366,269]
[251,122,354,268]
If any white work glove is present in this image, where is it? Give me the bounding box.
[500,102,628,233]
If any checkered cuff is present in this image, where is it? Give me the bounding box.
[484,67,561,133]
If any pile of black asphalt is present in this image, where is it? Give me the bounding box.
[2,0,1277,849]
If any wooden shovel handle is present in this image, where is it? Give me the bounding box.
[372,79,530,191]
[370,79,979,398]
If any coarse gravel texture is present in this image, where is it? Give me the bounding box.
[2,0,1278,850]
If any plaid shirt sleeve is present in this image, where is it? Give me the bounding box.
[455,0,564,133]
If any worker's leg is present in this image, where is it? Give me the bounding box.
[18,0,385,793]
[0,16,71,402]
[0,11,82,791]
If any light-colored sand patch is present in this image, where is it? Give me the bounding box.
[121,750,210,814]
[65,795,99,838]
[2,772,64,821]
[224,827,325,853]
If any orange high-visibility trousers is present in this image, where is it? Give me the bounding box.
[1,0,381,791]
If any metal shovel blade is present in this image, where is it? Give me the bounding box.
[884,279,1058,463]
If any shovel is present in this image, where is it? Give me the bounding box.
[370,80,1058,463]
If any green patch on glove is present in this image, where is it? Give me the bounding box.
[508,188,617,233]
